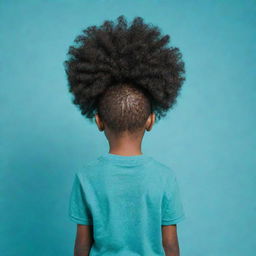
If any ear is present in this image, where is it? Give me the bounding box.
[145,112,155,131]
[95,113,104,131]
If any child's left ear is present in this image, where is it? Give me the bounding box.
[95,113,104,131]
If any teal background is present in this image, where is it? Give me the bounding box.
[1,0,255,255]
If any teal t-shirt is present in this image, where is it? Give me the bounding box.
[68,153,186,255]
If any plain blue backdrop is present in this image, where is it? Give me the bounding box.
[1,0,255,255]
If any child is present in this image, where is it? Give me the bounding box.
[64,15,186,256]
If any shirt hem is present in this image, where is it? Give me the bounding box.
[69,214,93,225]
[161,214,186,225]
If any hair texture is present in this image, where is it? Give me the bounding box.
[97,83,152,133]
[63,15,186,133]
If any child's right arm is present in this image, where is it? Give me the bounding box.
[162,224,180,256]
[161,172,186,255]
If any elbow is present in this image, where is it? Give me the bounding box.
[74,244,92,256]
[163,245,180,256]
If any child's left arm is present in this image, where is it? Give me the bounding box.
[74,224,94,256]
[68,173,94,255]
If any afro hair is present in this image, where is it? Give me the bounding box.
[63,15,186,133]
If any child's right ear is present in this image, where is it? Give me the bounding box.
[145,112,155,132]
[95,113,105,132]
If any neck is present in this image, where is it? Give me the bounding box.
[105,128,145,156]
[108,148,143,156]
[108,136,143,156]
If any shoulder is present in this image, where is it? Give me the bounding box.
[76,157,102,179]
[150,157,177,178]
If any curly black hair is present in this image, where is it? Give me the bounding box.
[63,15,185,133]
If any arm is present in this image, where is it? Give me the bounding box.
[74,224,94,256]
[162,224,180,256]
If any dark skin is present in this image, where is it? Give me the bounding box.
[73,112,180,256]
[162,224,181,256]
[74,224,94,256]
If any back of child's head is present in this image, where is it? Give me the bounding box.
[64,15,185,135]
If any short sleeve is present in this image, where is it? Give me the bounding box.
[162,174,186,225]
[68,173,93,225]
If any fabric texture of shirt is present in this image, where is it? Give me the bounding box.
[68,152,186,256]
